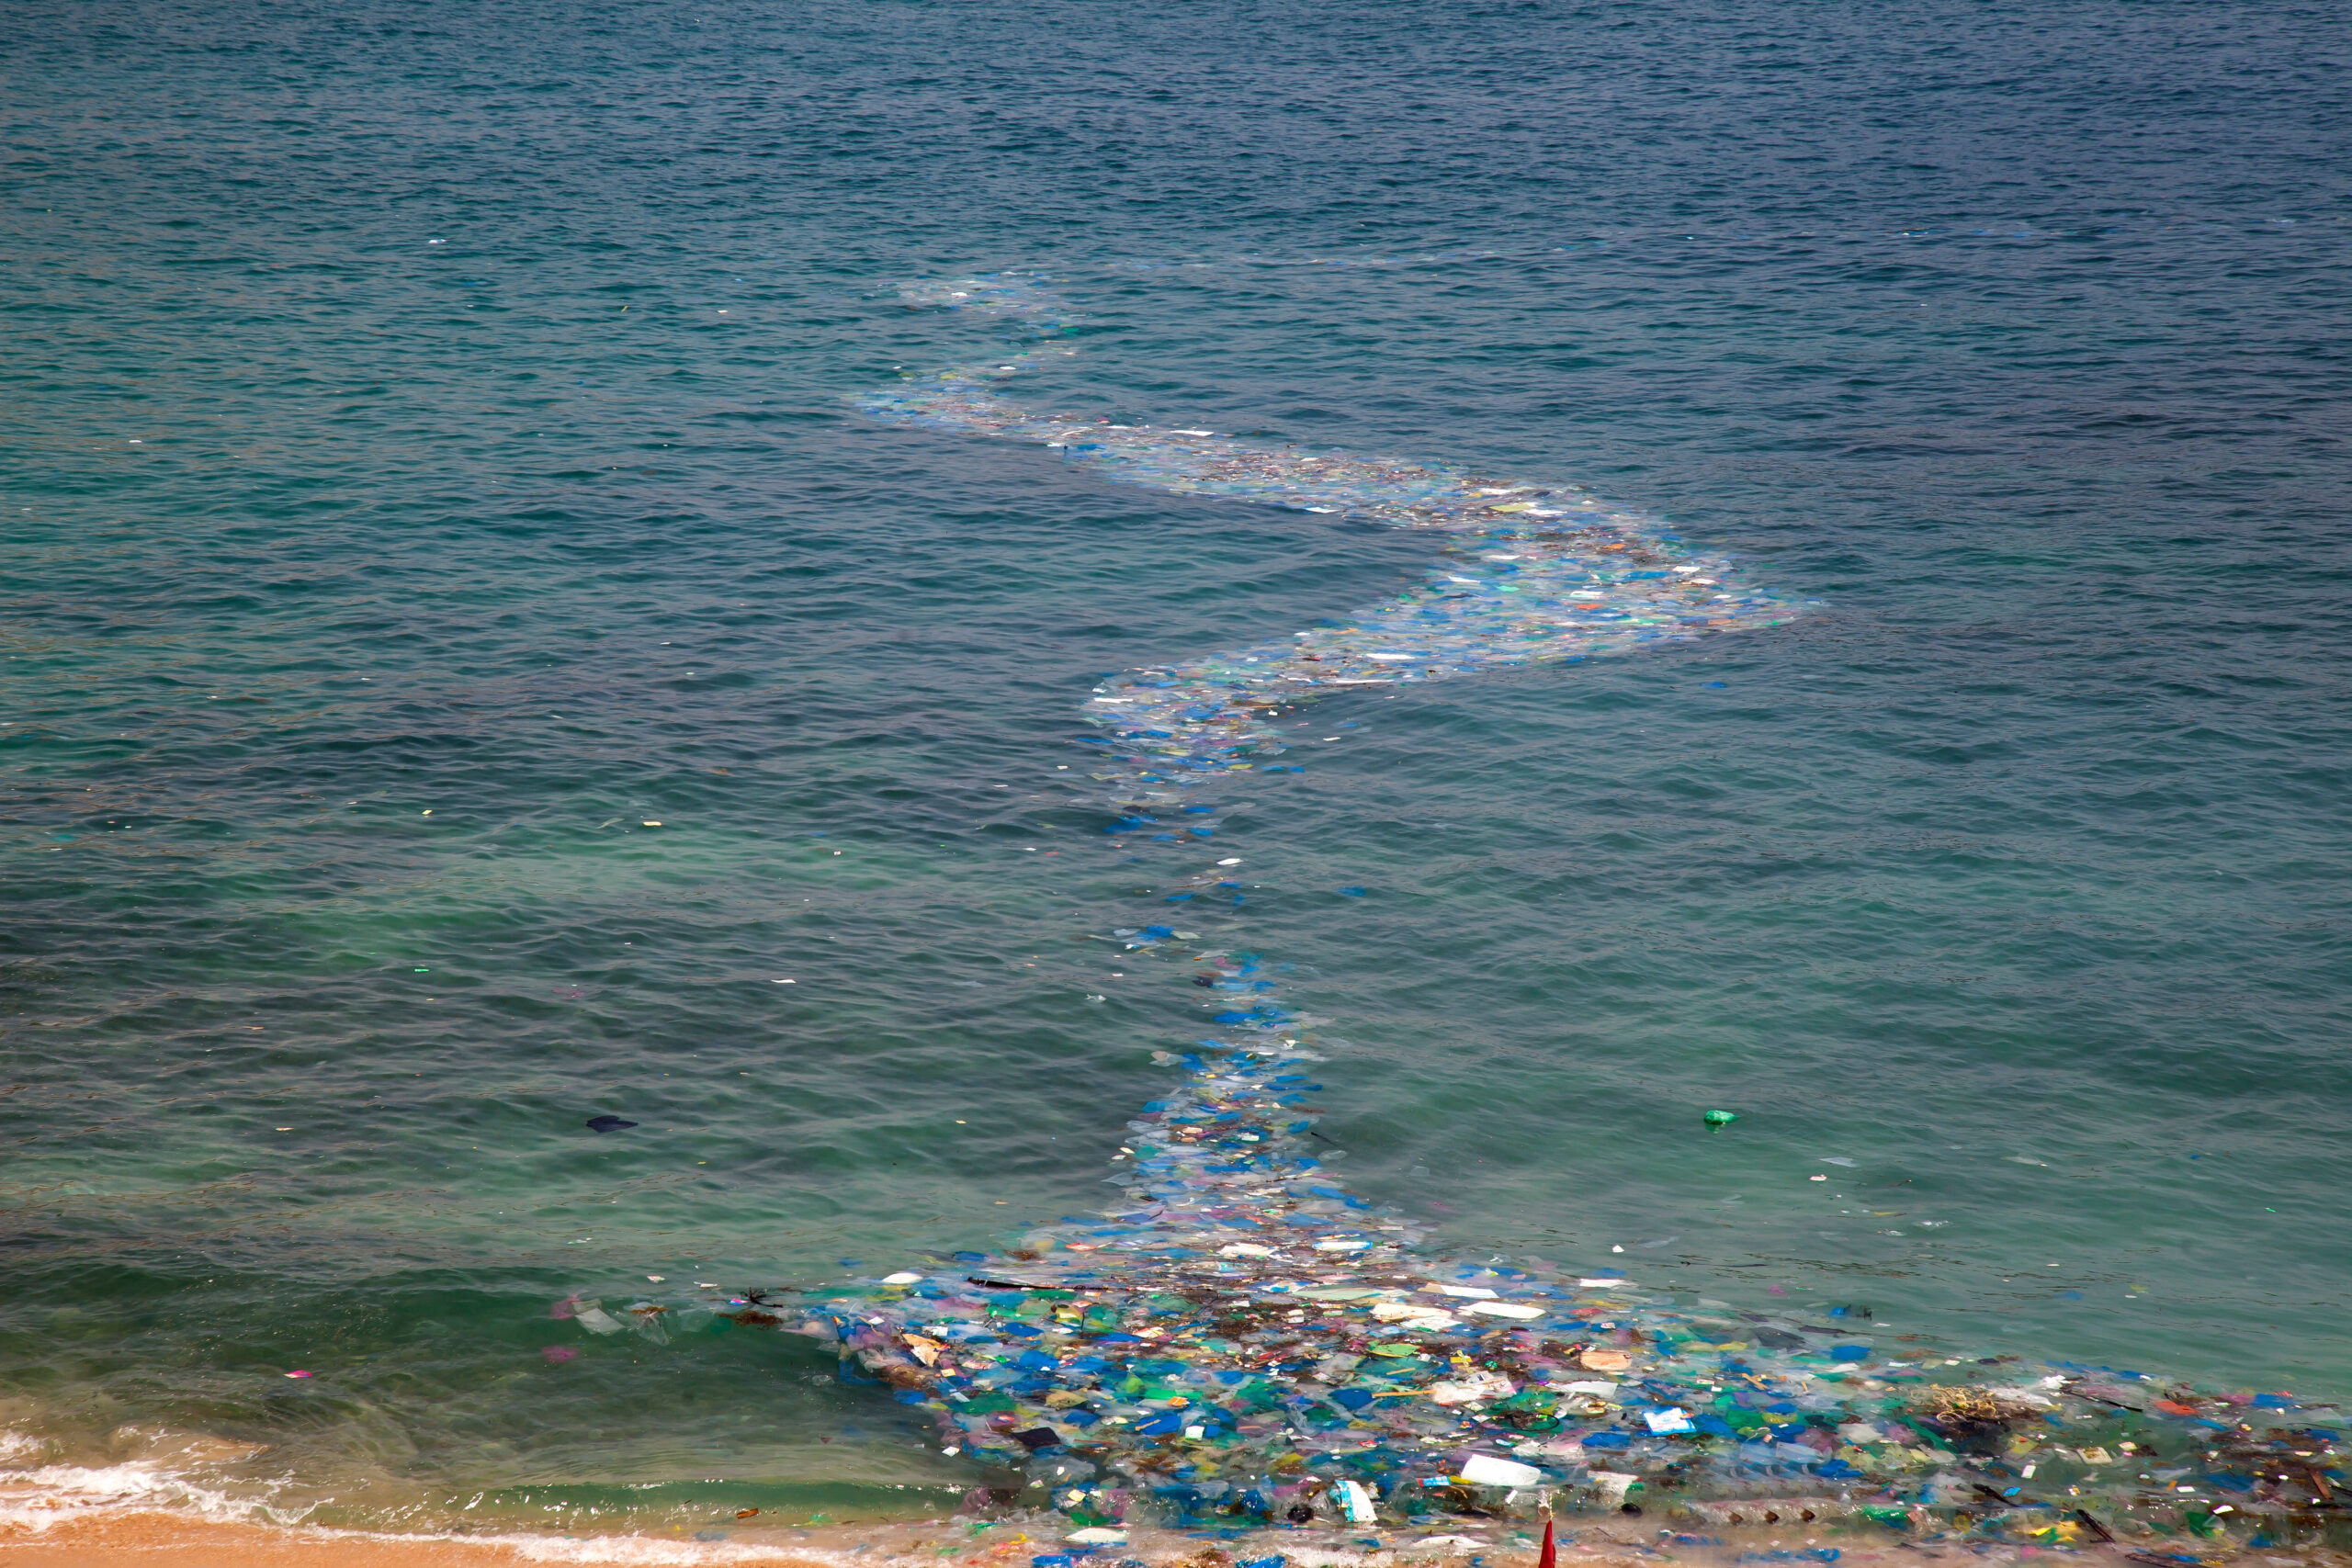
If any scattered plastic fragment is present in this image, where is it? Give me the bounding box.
[585,1115,638,1133]
[570,1300,624,1336]
[1459,1455,1544,1488]
[1704,1109,1736,1127]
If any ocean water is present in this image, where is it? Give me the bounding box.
[2,0,2348,1540]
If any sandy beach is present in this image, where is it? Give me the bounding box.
[0,1506,2335,1568]
[0,1509,823,1565]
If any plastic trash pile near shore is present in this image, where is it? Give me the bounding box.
[711,924,2341,1553]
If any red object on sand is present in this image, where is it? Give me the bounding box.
[1539,1517,1555,1568]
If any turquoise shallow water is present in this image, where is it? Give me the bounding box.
[2,0,2349,1537]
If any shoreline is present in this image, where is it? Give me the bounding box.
[0,1505,2336,1568]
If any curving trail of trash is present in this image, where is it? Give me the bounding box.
[585,276,2345,1558]
[864,275,1799,762]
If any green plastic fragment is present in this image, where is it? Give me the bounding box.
[1704,1109,1737,1127]
[1237,1379,1284,1410]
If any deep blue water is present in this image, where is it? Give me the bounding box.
[1,0,2347,1538]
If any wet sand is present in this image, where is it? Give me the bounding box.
[0,1508,816,1564]
[0,1506,2336,1568]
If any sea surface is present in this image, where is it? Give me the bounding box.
[1,0,2347,1542]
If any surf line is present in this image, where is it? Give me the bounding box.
[611,277,2324,1549]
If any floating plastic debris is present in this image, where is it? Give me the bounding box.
[708,924,2344,1543]
[865,275,1804,776]
[564,273,2343,1554]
